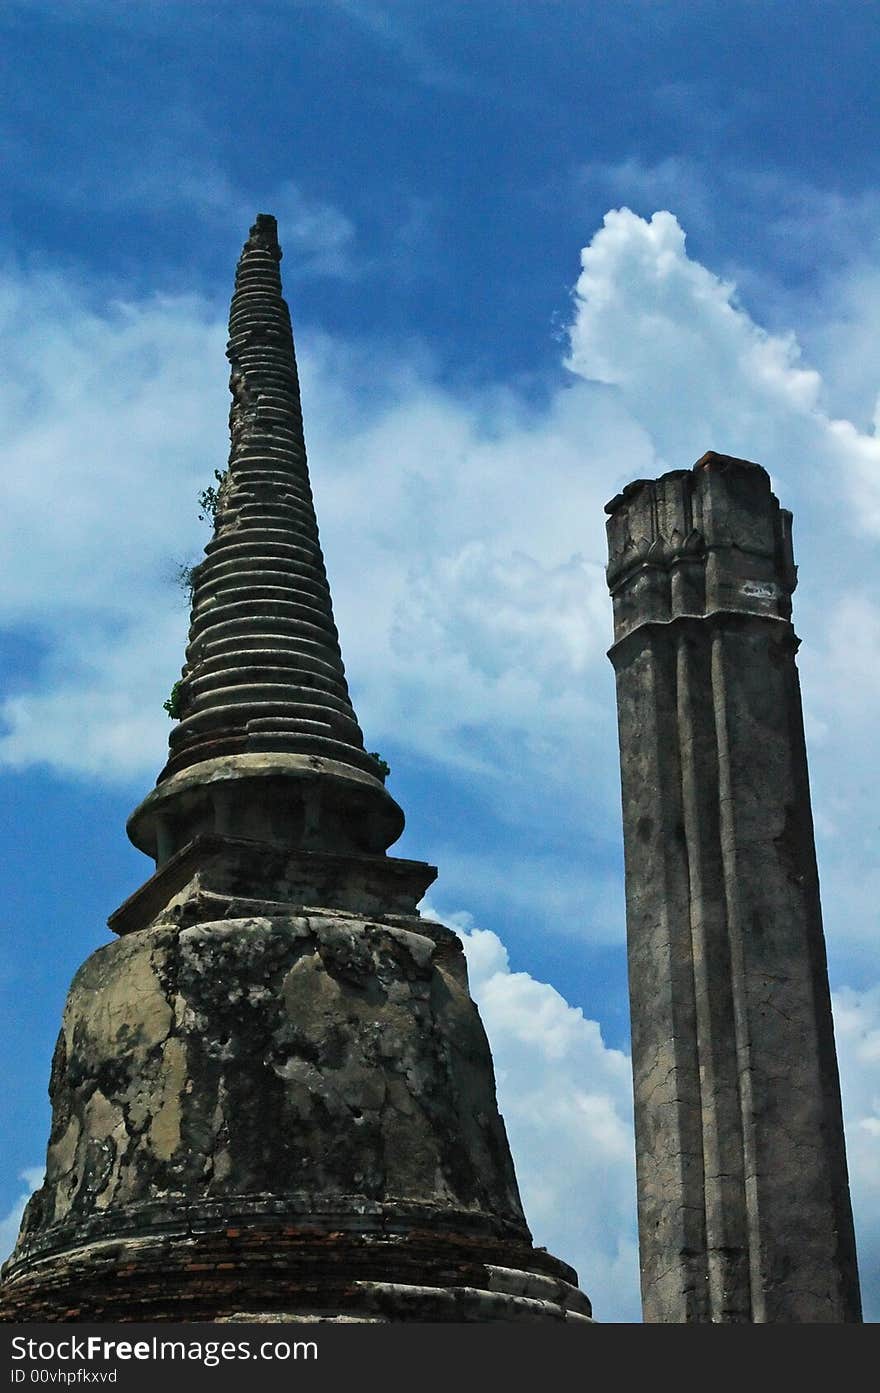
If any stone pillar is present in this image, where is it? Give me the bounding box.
[605,452,861,1323]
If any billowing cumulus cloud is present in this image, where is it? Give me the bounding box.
[428,908,640,1322]
[567,208,880,537]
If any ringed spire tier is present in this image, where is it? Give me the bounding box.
[166,212,378,784]
[128,214,404,866]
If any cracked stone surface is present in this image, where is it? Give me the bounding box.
[13,914,526,1251]
[1,900,593,1323]
[605,453,862,1323]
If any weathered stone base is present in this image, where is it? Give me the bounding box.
[0,1218,591,1323]
[1,886,591,1324]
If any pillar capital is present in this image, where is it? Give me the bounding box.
[605,452,797,644]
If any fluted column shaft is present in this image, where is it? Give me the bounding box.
[606,453,861,1322]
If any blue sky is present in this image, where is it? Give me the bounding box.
[1,0,878,1323]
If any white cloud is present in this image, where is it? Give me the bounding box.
[573,161,880,433]
[304,366,654,808]
[569,208,819,456]
[426,907,640,1322]
[0,272,225,624]
[0,1168,43,1264]
[833,986,880,1321]
[0,265,223,779]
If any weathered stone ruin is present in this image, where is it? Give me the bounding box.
[0,215,592,1324]
[605,455,861,1322]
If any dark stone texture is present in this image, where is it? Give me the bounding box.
[12,912,524,1242]
[1,898,590,1323]
[606,452,861,1322]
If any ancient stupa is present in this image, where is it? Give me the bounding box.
[604,457,862,1322]
[0,215,591,1324]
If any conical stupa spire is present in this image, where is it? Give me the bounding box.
[126,215,403,866]
[162,213,377,783]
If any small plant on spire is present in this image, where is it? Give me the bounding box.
[198,470,226,524]
[369,752,391,778]
[174,560,200,606]
[164,680,185,720]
